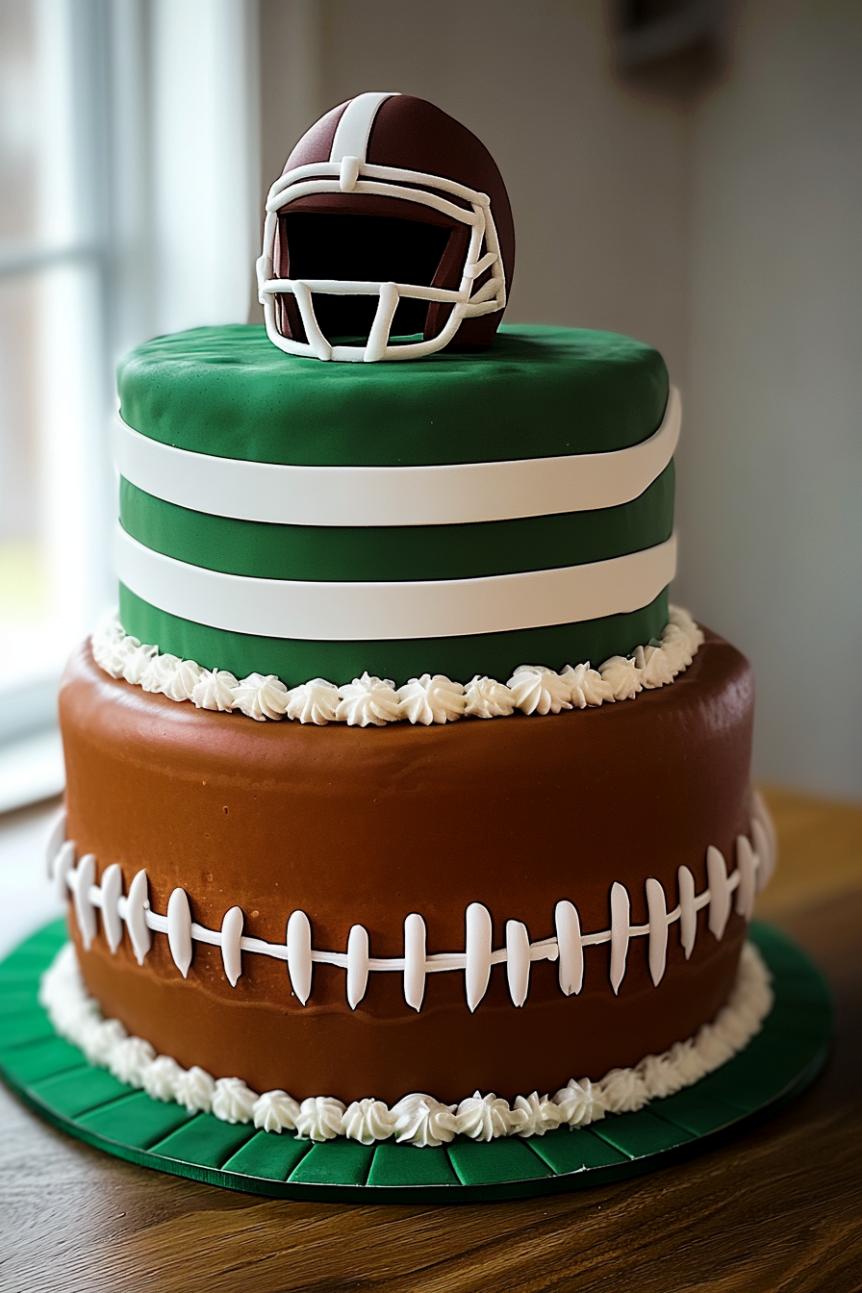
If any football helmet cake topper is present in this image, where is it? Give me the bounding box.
[257,91,514,362]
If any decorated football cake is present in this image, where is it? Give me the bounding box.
[43,92,776,1148]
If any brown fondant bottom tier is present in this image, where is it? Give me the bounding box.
[60,630,756,1104]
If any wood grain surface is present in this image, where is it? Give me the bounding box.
[1,787,860,1293]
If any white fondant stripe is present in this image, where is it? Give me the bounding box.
[167,888,193,978]
[465,902,493,1013]
[329,91,399,163]
[707,846,731,939]
[114,525,678,643]
[555,900,583,996]
[506,920,531,1008]
[49,797,776,1012]
[101,865,123,953]
[287,910,312,1004]
[609,882,630,995]
[403,913,426,1013]
[678,865,697,959]
[72,854,96,949]
[45,809,66,879]
[346,925,370,1009]
[53,841,75,904]
[114,388,680,527]
[735,836,757,919]
[645,877,669,987]
[221,907,244,987]
[41,939,773,1145]
[126,870,151,965]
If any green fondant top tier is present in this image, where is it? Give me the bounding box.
[117,324,669,467]
[114,322,675,683]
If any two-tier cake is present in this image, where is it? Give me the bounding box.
[42,92,775,1148]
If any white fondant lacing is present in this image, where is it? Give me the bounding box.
[114,525,678,642]
[47,792,776,1012]
[39,939,773,1146]
[113,387,680,527]
[91,604,704,725]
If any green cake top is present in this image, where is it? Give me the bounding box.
[112,320,678,689]
[117,324,669,468]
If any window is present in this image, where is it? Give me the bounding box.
[0,0,259,804]
[1,0,114,741]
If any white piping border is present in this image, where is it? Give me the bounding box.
[114,526,678,643]
[114,388,680,527]
[91,603,703,725]
[47,792,776,1013]
[39,939,773,1145]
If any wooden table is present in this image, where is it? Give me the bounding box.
[1,789,861,1293]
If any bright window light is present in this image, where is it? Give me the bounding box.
[0,0,259,782]
[0,0,112,732]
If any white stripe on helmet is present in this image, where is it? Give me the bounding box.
[329,91,400,163]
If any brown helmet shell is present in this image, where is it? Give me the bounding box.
[270,94,515,354]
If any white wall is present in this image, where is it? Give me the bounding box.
[257,0,862,798]
[678,0,862,798]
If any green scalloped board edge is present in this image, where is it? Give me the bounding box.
[0,920,831,1204]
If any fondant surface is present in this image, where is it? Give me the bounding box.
[119,465,674,583]
[117,324,669,467]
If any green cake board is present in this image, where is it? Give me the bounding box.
[0,920,831,1204]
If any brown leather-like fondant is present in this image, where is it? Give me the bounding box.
[61,632,755,1103]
